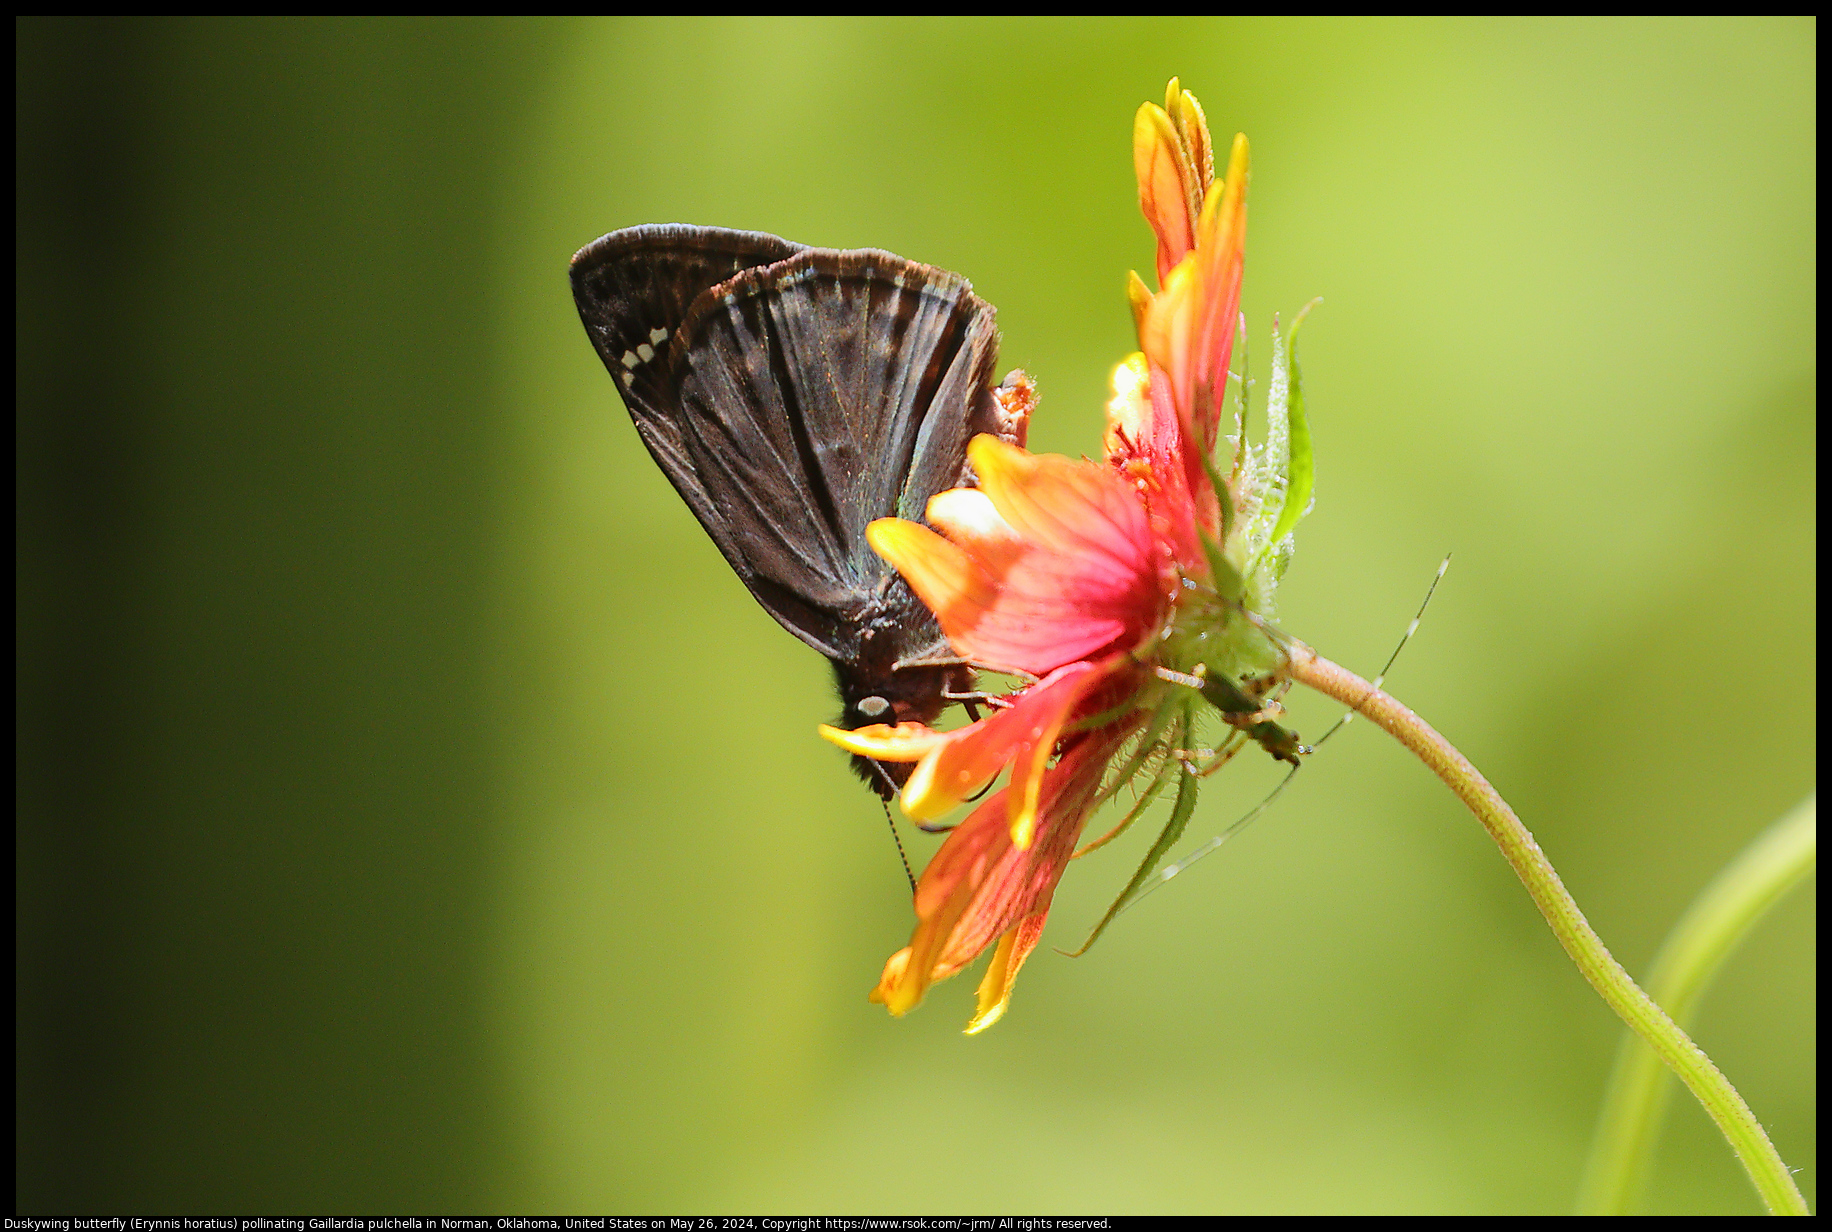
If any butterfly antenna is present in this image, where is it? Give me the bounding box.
[1122,553,1453,913]
[880,797,917,894]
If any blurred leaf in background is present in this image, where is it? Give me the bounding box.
[19,16,1812,1214]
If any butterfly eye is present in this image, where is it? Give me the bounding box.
[855,695,891,723]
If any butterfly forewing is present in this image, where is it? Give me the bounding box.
[570,224,807,388]
[570,226,807,521]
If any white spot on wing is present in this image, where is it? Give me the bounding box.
[636,343,654,363]
[620,351,639,370]
[649,327,668,345]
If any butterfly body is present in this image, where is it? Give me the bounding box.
[570,225,1029,795]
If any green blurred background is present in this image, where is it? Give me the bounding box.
[17,16,1814,1215]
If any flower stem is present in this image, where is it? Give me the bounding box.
[1576,795,1816,1214]
[1283,644,1809,1216]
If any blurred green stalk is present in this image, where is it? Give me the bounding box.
[1577,795,1817,1215]
[1286,648,1810,1216]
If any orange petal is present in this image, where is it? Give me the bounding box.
[900,659,1105,826]
[925,488,1025,567]
[1126,270,1153,345]
[898,714,1019,823]
[866,516,999,637]
[871,725,1135,1023]
[1191,133,1249,446]
[888,733,1121,1019]
[875,851,981,1016]
[924,443,1161,674]
[1168,82,1213,202]
[1139,259,1198,423]
[868,946,914,1011]
[876,445,1167,678]
[1133,102,1196,285]
[899,721,1016,824]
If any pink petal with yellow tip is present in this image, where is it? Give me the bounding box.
[1000,657,1119,849]
[971,437,1158,580]
[899,659,1106,825]
[1190,133,1249,447]
[872,441,1167,679]
[1143,364,1213,569]
[1139,260,1198,426]
[925,488,1023,560]
[872,730,1125,1021]
[868,945,914,1014]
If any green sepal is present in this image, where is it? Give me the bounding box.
[1087,690,1182,809]
[1067,703,1203,957]
[1076,753,1179,864]
[1241,318,1290,567]
[1263,300,1319,556]
[1199,527,1244,605]
[1198,433,1237,551]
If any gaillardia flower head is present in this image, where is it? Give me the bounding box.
[823,79,1319,1032]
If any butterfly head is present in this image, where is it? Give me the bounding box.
[831,656,972,800]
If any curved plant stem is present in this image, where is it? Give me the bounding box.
[1577,795,1816,1214]
[1283,644,1809,1216]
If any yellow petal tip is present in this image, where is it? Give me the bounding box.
[963,1003,1006,1035]
[819,722,941,761]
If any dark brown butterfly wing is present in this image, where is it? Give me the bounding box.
[570,224,808,555]
[663,247,1001,663]
[571,227,1005,658]
[570,226,1015,793]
